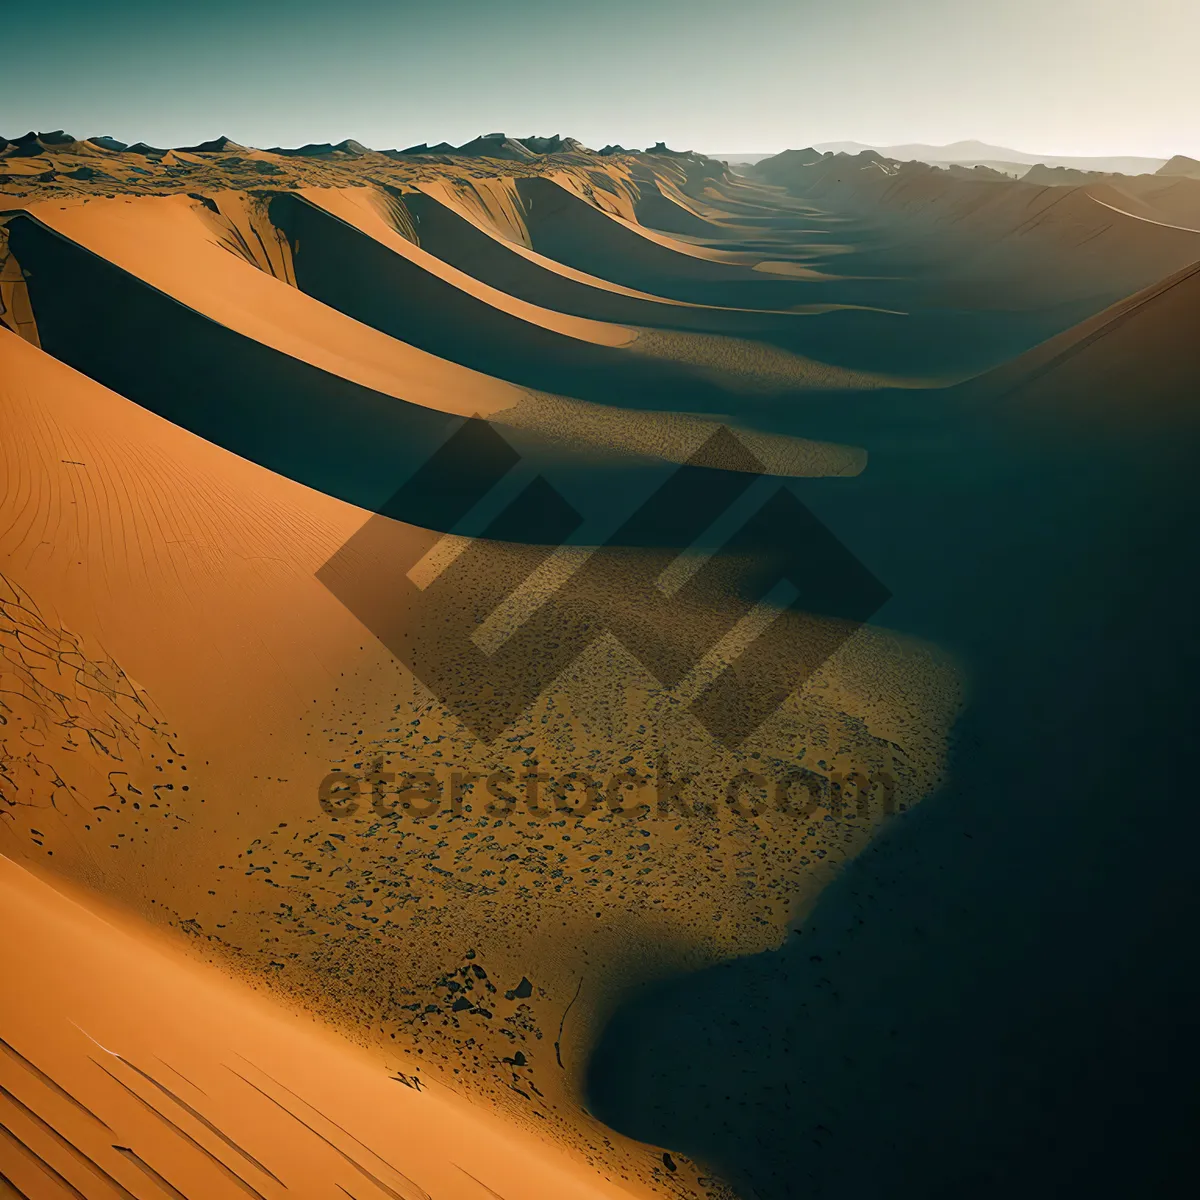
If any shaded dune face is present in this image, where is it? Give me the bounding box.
[584,175,1200,1198]
[269,191,775,411]
[1,143,1197,1200]
[396,173,1200,377]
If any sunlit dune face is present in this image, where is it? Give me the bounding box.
[0,514,963,1190]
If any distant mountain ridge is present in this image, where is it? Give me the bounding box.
[812,139,1166,175]
[1158,155,1200,179]
[2,128,716,165]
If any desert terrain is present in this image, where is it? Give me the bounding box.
[2,131,1198,1198]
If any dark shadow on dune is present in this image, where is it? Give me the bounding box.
[623,173,749,240]
[274,189,1085,407]
[269,192,773,413]
[398,186,1131,379]
[396,187,880,342]
[10,212,464,518]
[587,376,1200,1197]
[513,176,848,310]
[319,421,890,746]
[8,213,836,545]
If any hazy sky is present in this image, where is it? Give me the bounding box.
[4,0,1197,157]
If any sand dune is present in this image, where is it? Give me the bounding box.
[4,190,865,493]
[24,192,526,415]
[6,133,1152,378]
[4,130,1197,1200]
[388,185,942,388]
[412,179,700,307]
[622,161,829,240]
[5,208,504,514]
[1083,175,1200,231]
[408,179,852,318]
[750,151,1200,303]
[270,188,888,412]
[1157,154,1200,179]
[974,258,1200,430]
[1084,188,1200,234]
[411,166,1194,376]
[2,855,635,1200]
[0,301,954,1198]
[504,176,829,306]
[298,187,636,346]
[615,167,741,241]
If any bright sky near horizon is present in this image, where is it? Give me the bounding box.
[4,0,1197,158]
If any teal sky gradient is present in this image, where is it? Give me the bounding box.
[4,0,1197,157]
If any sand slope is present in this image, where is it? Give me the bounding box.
[5,202,863,513]
[750,152,1200,305]
[401,183,890,348]
[0,855,640,1200]
[23,192,525,416]
[978,258,1200,431]
[0,318,954,1198]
